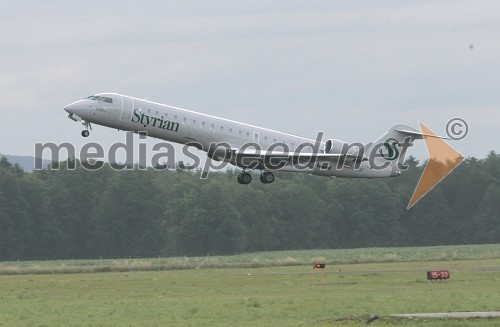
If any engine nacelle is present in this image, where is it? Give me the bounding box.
[324,138,363,157]
[324,139,345,154]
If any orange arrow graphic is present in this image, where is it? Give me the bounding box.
[407,122,464,209]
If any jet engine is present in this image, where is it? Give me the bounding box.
[324,138,364,158]
[324,139,346,154]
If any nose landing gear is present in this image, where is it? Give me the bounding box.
[81,121,92,137]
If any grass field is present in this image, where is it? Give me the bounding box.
[2,244,500,275]
[1,245,500,326]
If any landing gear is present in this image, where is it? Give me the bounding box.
[260,171,275,184]
[81,121,92,137]
[237,171,275,184]
[237,171,252,185]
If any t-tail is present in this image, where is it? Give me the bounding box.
[364,124,425,175]
[313,124,427,178]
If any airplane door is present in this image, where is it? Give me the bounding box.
[120,96,134,122]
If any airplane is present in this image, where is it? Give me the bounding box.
[64,93,427,184]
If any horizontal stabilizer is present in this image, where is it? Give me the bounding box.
[395,128,451,140]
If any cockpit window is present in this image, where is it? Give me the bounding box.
[99,97,113,103]
[85,95,112,103]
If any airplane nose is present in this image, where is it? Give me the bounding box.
[64,102,78,114]
[64,100,85,122]
[64,99,87,114]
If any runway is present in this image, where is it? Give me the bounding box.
[391,312,500,318]
[233,265,500,277]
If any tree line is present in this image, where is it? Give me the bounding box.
[0,152,499,261]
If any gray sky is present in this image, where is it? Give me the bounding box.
[1,0,499,162]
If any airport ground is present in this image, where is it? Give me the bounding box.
[0,246,500,326]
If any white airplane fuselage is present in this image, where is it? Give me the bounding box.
[64,93,412,182]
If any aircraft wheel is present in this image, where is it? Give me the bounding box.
[81,130,90,137]
[237,172,252,184]
[260,171,275,184]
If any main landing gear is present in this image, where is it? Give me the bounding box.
[259,171,275,184]
[237,171,275,184]
[237,171,252,184]
[81,121,92,137]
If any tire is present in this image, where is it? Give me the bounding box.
[260,172,274,184]
[242,172,252,184]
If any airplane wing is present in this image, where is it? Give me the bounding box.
[233,149,363,169]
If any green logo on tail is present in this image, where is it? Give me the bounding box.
[379,138,400,160]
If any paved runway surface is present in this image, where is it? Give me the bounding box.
[234,266,500,277]
[391,312,500,318]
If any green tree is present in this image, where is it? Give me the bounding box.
[164,179,246,256]
[466,183,500,243]
[333,180,401,247]
[92,170,166,258]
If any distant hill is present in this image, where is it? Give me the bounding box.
[0,154,51,172]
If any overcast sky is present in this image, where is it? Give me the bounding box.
[1,0,499,162]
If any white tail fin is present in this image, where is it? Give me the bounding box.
[365,124,424,170]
